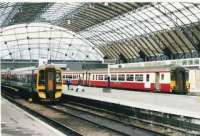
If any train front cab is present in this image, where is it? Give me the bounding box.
[36,66,63,101]
[170,67,189,94]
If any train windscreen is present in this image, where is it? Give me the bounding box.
[56,71,62,85]
[39,70,45,85]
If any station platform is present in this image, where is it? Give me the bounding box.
[1,97,65,136]
[64,85,200,119]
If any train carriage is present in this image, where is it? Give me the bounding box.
[63,65,189,94]
[1,64,64,102]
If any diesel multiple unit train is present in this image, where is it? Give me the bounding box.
[1,64,64,101]
[63,65,190,94]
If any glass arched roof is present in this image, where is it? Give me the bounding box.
[80,3,200,60]
[0,2,200,62]
[0,23,103,61]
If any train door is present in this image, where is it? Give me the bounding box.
[177,71,184,92]
[84,72,90,86]
[155,72,160,91]
[171,67,188,94]
[81,73,84,85]
[46,70,55,91]
[144,74,151,89]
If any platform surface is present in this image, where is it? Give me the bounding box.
[64,85,200,119]
[1,97,65,136]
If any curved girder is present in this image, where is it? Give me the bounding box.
[80,3,200,61]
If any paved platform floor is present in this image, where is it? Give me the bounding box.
[64,85,200,119]
[1,97,65,136]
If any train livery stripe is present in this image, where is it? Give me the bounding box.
[64,80,171,93]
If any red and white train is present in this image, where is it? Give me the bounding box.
[63,65,190,94]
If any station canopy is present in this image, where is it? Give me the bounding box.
[0,2,200,62]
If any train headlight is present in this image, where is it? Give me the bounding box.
[186,81,190,90]
[170,81,176,90]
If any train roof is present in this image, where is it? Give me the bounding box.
[63,65,187,74]
[10,66,36,72]
[3,64,62,75]
[38,64,62,70]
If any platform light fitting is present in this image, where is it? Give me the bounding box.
[67,20,71,25]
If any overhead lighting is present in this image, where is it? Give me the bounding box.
[89,3,94,8]
[104,2,108,6]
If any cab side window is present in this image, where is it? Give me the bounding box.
[39,70,45,85]
[56,71,61,84]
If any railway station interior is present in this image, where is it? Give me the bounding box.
[1,2,200,136]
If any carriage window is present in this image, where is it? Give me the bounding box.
[93,75,95,80]
[194,59,199,65]
[126,74,134,81]
[189,60,193,65]
[161,74,164,80]
[25,75,29,83]
[73,75,76,79]
[39,70,45,85]
[63,75,65,79]
[28,75,32,83]
[98,75,104,80]
[135,74,143,81]
[104,75,108,80]
[146,74,150,82]
[67,75,72,79]
[182,60,187,65]
[56,71,61,84]
[118,74,125,81]
[111,74,117,81]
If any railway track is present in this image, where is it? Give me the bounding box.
[1,87,160,136]
[47,104,159,136]
[61,102,184,135]
[52,101,196,136]
[1,88,82,136]
[2,86,199,136]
